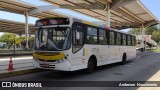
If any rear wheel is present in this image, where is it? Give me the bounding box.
[86,57,96,73]
[121,53,127,65]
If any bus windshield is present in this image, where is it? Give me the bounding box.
[34,27,71,51]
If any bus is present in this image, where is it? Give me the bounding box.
[33,17,136,73]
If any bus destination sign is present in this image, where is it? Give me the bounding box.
[36,18,70,27]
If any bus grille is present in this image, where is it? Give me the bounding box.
[40,64,55,68]
[38,59,57,62]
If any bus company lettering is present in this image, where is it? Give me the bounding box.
[12,82,42,87]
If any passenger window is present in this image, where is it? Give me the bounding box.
[132,36,135,46]
[99,29,108,45]
[110,32,115,45]
[87,27,98,44]
[127,35,132,46]
[116,33,121,45]
[123,35,127,45]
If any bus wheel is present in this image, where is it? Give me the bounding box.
[121,53,127,65]
[86,57,96,73]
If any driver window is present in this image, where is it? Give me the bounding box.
[72,23,84,53]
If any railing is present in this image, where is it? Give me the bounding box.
[0,49,33,57]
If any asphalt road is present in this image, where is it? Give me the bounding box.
[1,52,160,90]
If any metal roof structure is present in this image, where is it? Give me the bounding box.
[0,18,35,34]
[42,0,159,29]
[0,0,159,30]
[0,0,64,18]
[0,0,36,14]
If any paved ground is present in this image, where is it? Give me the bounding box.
[0,56,34,73]
[1,52,160,90]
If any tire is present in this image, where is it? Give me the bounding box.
[121,53,127,65]
[86,57,96,73]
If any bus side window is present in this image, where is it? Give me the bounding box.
[72,23,84,53]
[127,35,132,46]
[132,36,135,46]
[126,35,128,46]
[99,29,108,45]
[123,34,126,46]
[116,33,121,45]
[110,31,115,45]
[87,27,98,44]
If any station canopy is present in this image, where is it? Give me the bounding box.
[42,0,159,29]
[0,0,159,32]
[0,18,34,34]
[0,0,65,18]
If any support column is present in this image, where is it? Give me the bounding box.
[141,25,145,52]
[105,3,111,27]
[25,11,29,49]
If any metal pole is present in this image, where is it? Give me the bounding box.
[105,3,110,27]
[25,12,29,49]
[13,38,15,58]
[141,25,145,52]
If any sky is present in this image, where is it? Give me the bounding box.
[0,0,160,35]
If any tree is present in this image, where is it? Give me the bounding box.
[128,28,141,35]
[18,36,35,49]
[29,36,35,49]
[0,33,35,49]
[151,31,160,43]
[0,33,16,49]
[145,26,158,35]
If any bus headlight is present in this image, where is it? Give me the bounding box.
[57,59,65,63]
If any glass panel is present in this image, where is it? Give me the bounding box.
[132,36,135,46]
[72,24,84,53]
[34,27,71,51]
[99,29,107,45]
[110,32,115,45]
[116,33,121,45]
[123,35,126,45]
[128,35,132,46]
[87,27,97,44]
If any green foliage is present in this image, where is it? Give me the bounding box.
[0,33,35,49]
[152,31,160,43]
[128,28,141,35]
[145,26,158,35]
[0,33,16,49]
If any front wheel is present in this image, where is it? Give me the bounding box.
[86,58,96,73]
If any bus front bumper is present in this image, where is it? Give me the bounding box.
[33,58,71,71]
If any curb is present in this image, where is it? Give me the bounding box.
[0,68,44,78]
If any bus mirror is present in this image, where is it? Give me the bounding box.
[76,31,80,40]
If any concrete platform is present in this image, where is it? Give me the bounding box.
[0,56,35,73]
